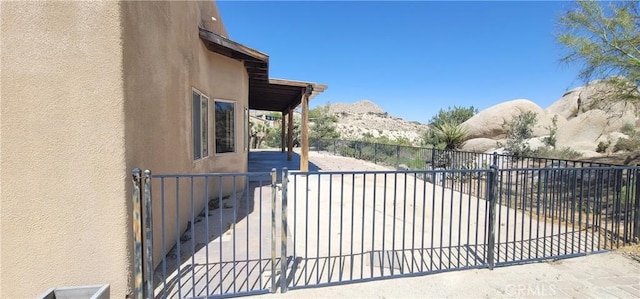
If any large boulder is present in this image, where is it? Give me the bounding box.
[460,138,498,153]
[556,110,609,151]
[546,80,640,119]
[556,108,637,152]
[546,86,583,119]
[462,99,556,140]
[595,132,629,153]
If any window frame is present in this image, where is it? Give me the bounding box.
[214,99,237,155]
[192,88,209,161]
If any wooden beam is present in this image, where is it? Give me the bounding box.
[287,108,293,161]
[300,90,310,172]
[281,111,286,153]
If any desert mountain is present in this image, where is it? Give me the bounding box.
[328,100,428,144]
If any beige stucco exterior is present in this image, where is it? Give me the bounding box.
[121,0,249,271]
[1,1,249,298]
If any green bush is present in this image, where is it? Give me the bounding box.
[533,146,583,160]
[596,141,610,153]
[423,106,476,146]
[503,111,538,158]
[542,115,558,147]
[614,137,640,152]
[430,122,468,150]
[620,122,636,135]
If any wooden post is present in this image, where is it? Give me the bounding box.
[287,107,293,161]
[281,111,286,153]
[301,88,310,172]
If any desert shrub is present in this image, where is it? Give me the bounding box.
[614,137,640,152]
[309,104,340,140]
[430,123,468,150]
[428,105,477,128]
[596,141,610,153]
[503,111,538,157]
[542,115,558,147]
[621,122,636,135]
[533,146,583,160]
[620,184,636,205]
[423,106,476,146]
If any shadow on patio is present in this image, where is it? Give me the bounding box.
[151,149,321,298]
[249,149,321,181]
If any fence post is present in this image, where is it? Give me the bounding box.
[281,168,289,293]
[374,143,378,164]
[396,145,400,167]
[430,149,436,182]
[131,168,143,299]
[492,152,498,167]
[143,170,154,299]
[333,140,337,155]
[634,166,640,241]
[270,168,277,293]
[487,165,498,270]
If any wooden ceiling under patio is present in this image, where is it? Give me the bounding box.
[250,78,327,112]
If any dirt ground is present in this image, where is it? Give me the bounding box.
[617,243,640,262]
[582,152,640,165]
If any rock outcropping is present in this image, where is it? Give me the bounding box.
[330,100,428,144]
[461,81,639,157]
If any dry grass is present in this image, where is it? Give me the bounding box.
[616,243,640,262]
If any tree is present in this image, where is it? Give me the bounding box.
[250,121,270,149]
[428,106,478,128]
[558,1,640,105]
[308,104,340,140]
[422,106,476,146]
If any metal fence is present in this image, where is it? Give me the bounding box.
[310,138,615,171]
[283,165,640,291]
[132,169,283,299]
[131,159,640,298]
[492,165,639,265]
[283,169,492,291]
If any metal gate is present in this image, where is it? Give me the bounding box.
[131,169,281,299]
[283,169,493,291]
[131,165,640,298]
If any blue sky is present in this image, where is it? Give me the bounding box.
[217,1,584,123]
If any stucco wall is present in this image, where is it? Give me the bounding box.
[0,1,129,298]
[121,1,250,268]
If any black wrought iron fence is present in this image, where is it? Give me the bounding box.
[131,145,640,298]
[309,138,640,250]
[310,138,614,171]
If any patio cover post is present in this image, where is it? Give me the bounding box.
[281,111,286,153]
[287,107,293,161]
[300,86,311,172]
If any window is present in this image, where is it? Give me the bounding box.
[215,100,235,154]
[193,89,208,160]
